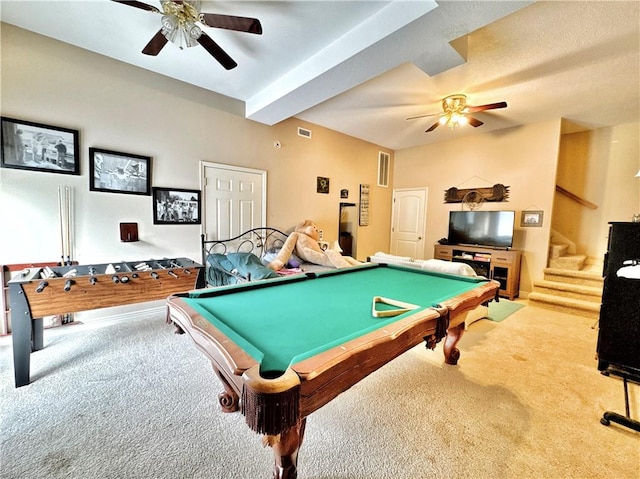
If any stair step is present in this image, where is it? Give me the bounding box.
[548,254,586,271]
[582,257,604,274]
[532,280,602,303]
[527,292,600,320]
[549,243,569,260]
[543,268,603,288]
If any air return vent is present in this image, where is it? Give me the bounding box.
[297,127,312,139]
[378,151,390,187]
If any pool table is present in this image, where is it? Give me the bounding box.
[166,263,498,479]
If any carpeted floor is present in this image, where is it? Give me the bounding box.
[0,303,638,479]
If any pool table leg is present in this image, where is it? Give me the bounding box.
[211,366,240,413]
[443,321,465,365]
[266,418,307,479]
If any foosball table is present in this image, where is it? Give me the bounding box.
[9,257,205,387]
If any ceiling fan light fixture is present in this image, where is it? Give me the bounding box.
[439,94,470,129]
[440,111,468,129]
[160,0,202,49]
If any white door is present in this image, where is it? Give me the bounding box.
[201,161,266,240]
[390,188,427,258]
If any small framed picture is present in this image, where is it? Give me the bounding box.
[152,187,201,225]
[1,116,80,175]
[521,210,543,227]
[89,147,151,195]
[317,176,330,194]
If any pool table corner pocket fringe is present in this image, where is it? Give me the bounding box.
[242,367,301,436]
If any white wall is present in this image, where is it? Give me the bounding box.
[1,24,393,266]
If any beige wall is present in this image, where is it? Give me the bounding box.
[3,23,638,295]
[394,121,563,294]
[554,123,640,258]
[0,24,392,265]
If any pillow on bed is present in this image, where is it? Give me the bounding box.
[421,259,478,277]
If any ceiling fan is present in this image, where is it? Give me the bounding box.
[407,94,507,133]
[112,0,262,70]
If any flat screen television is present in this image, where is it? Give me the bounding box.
[448,210,515,248]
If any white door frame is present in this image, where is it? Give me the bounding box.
[390,187,428,258]
[200,161,267,239]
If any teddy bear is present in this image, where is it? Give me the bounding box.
[268,219,362,271]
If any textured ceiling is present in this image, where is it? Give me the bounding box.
[1,1,639,150]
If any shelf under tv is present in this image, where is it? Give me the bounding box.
[434,244,522,300]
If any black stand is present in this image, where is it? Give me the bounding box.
[600,366,640,432]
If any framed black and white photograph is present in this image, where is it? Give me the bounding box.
[521,210,543,227]
[152,187,201,225]
[1,116,80,175]
[89,147,151,195]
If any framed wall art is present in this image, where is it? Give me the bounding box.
[521,210,544,227]
[359,184,370,226]
[1,116,80,175]
[317,176,330,194]
[152,187,201,225]
[89,147,151,195]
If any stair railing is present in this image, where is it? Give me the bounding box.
[555,185,598,209]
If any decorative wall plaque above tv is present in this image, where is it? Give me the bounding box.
[444,184,509,203]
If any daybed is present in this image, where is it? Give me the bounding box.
[200,228,328,287]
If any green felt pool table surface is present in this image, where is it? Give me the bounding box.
[181,264,488,373]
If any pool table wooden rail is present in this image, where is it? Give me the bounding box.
[167,296,448,418]
[167,277,498,421]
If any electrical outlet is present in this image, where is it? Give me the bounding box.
[318,229,324,240]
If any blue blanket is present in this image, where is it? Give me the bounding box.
[206,252,279,286]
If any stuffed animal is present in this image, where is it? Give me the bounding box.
[268,219,362,270]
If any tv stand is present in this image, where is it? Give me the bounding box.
[434,244,522,300]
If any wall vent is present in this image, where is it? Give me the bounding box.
[297,127,312,139]
[378,151,390,187]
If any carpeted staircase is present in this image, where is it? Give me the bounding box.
[528,243,603,319]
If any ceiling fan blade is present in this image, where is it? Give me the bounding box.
[468,117,484,128]
[465,101,507,113]
[200,13,263,34]
[197,33,238,70]
[111,0,160,13]
[142,29,168,56]
[406,112,440,121]
[425,121,441,133]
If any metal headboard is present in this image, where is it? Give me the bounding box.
[201,228,289,265]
